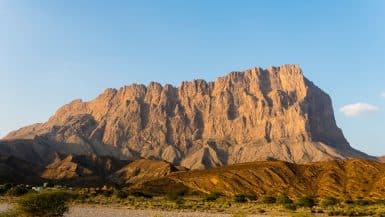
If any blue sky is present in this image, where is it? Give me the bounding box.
[1,0,384,155]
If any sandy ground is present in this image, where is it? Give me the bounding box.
[0,203,11,213]
[0,203,268,217]
[66,205,236,217]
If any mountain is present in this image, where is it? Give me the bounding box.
[132,159,385,199]
[0,156,43,184]
[0,64,371,169]
[0,153,130,186]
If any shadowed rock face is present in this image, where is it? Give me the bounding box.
[1,64,370,169]
[41,153,128,183]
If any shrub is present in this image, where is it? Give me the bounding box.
[246,195,258,201]
[296,196,316,208]
[276,194,293,204]
[130,191,153,198]
[102,189,113,197]
[166,189,187,201]
[0,183,14,195]
[234,194,247,203]
[16,190,74,217]
[204,192,221,201]
[327,210,340,216]
[257,208,266,214]
[115,189,128,199]
[321,196,339,207]
[7,185,29,197]
[354,199,373,206]
[284,203,297,211]
[261,196,277,204]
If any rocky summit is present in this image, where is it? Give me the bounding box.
[0,64,370,169]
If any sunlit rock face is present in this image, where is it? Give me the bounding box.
[1,64,370,169]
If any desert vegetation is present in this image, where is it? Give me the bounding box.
[0,188,74,217]
[0,184,385,216]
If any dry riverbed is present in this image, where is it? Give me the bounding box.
[0,203,290,217]
[67,205,249,217]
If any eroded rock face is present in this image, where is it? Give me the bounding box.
[137,159,385,199]
[108,159,183,185]
[1,64,370,169]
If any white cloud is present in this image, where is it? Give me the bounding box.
[340,103,379,117]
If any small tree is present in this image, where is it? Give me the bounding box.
[115,189,128,199]
[16,190,74,217]
[7,185,29,197]
[234,194,247,203]
[321,196,339,207]
[0,183,14,195]
[204,192,221,201]
[276,194,293,204]
[166,189,186,201]
[261,196,277,204]
[295,196,316,208]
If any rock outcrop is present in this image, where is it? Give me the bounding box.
[108,159,185,186]
[41,153,128,186]
[1,64,371,169]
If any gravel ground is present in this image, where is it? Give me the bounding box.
[0,203,11,213]
[66,205,246,217]
[0,203,267,217]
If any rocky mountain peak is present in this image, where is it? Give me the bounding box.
[1,64,370,169]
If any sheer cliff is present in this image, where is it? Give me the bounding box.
[1,64,370,169]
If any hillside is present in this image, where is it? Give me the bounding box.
[132,159,385,199]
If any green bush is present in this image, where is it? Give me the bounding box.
[7,185,29,197]
[354,199,373,206]
[296,196,316,208]
[115,189,128,199]
[204,192,221,201]
[0,183,14,195]
[102,189,113,197]
[276,194,293,204]
[166,189,186,201]
[16,190,74,217]
[234,194,247,203]
[284,203,297,211]
[261,196,277,204]
[130,191,153,198]
[321,196,339,207]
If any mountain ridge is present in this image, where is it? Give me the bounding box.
[131,158,385,199]
[1,64,372,169]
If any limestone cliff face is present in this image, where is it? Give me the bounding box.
[1,64,370,169]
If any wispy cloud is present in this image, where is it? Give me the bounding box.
[340,102,379,117]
